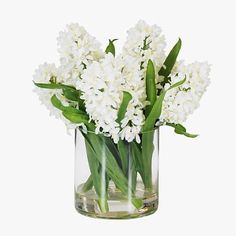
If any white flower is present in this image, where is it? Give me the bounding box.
[77,53,146,143]
[123,20,166,78]
[119,19,167,141]
[118,55,146,143]
[33,21,211,142]
[77,54,123,142]
[33,63,61,83]
[33,63,77,129]
[160,61,211,124]
[57,23,104,86]
[33,63,61,117]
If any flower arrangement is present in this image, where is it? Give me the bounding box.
[33,20,210,218]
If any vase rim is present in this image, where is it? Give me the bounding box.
[75,126,160,135]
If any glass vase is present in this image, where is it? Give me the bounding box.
[74,127,159,219]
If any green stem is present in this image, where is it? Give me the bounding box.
[128,143,137,191]
[142,131,155,190]
[84,137,109,213]
[85,133,143,209]
[82,172,110,193]
[130,141,144,182]
[82,175,93,192]
[104,137,123,169]
[117,140,129,175]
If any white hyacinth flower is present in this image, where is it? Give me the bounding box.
[33,63,62,117]
[33,63,77,130]
[160,61,211,124]
[77,54,123,142]
[77,53,146,143]
[123,20,166,79]
[57,23,104,86]
[33,21,211,142]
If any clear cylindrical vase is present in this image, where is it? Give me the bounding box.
[74,127,159,219]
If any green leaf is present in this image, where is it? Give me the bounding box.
[62,110,95,131]
[105,39,118,56]
[175,124,186,131]
[145,59,157,117]
[62,88,86,111]
[51,95,64,110]
[127,144,137,191]
[35,82,86,109]
[168,76,186,90]
[51,95,95,137]
[84,136,109,212]
[104,137,122,169]
[84,132,143,209]
[132,198,143,209]
[33,81,74,90]
[62,88,80,101]
[175,128,198,138]
[117,141,129,175]
[51,95,85,114]
[141,131,155,190]
[158,38,182,78]
[142,77,186,132]
[82,175,93,192]
[166,123,198,138]
[116,91,133,177]
[116,91,132,124]
[62,110,88,123]
[142,36,151,50]
[130,141,144,181]
[142,92,165,132]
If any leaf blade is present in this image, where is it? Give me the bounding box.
[158,38,182,78]
[116,91,132,124]
[105,39,118,56]
[62,88,86,111]
[145,59,157,116]
[62,110,95,131]
[34,81,74,90]
[142,77,186,132]
[62,88,80,101]
[51,95,85,115]
[142,92,165,132]
[168,76,186,90]
[166,123,198,138]
[117,141,129,174]
[83,135,109,212]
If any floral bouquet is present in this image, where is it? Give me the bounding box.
[33,20,210,219]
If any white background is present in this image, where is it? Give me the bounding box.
[0,0,236,235]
